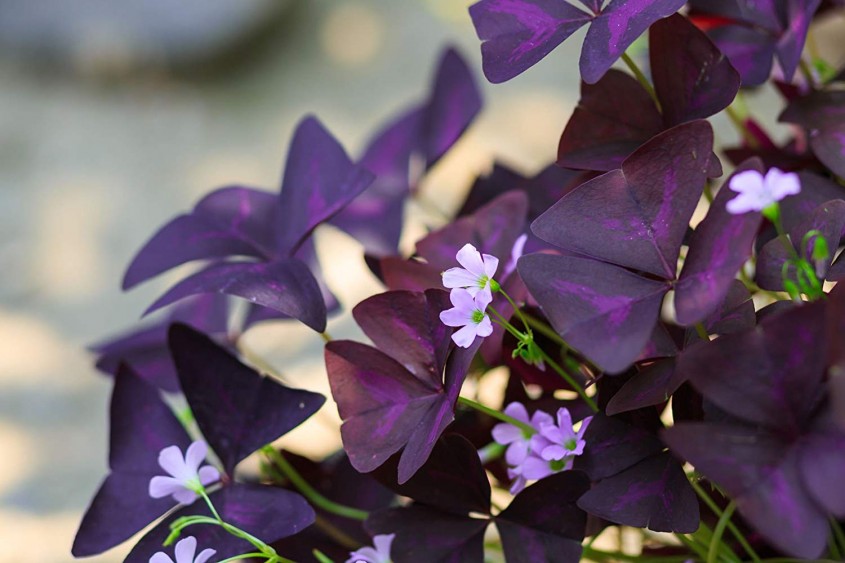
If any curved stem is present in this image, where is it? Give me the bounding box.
[523,312,567,348]
[708,500,738,563]
[262,447,369,521]
[217,553,269,563]
[457,396,535,434]
[535,347,598,413]
[725,105,759,148]
[690,480,760,562]
[497,287,532,336]
[620,52,660,111]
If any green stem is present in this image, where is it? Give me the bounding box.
[457,396,535,434]
[535,347,599,412]
[690,480,760,562]
[523,312,567,348]
[497,287,532,335]
[581,546,690,562]
[831,518,845,556]
[676,532,710,561]
[198,491,280,558]
[738,267,784,302]
[217,553,270,563]
[708,500,738,563]
[262,447,368,521]
[620,52,660,111]
[694,322,710,342]
[312,550,335,563]
[320,331,333,342]
[725,105,758,148]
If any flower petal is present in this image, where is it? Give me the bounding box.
[198,465,220,487]
[522,455,555,480]
[766,168,801,199]
[455,243,486,275]
[157,445,188,479]
[150,553,175,563]
[149,476,184,500]
[442,267,480,290]
[174,536,197,563]
[503,402,530,423]
[172,488,199,505]
[184,441,208,474]
[373,533,395,558]
[194,548,217,563]
[481,253,499,278]
[473,289,493,311]
[492,422,523,445]
[729,169,765,195]
[475,315,493,337]
[449,287,477,310]
[439,306,471,327]
[452,323,478,348]
[505,440,530,466]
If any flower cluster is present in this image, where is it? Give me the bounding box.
[439,243,498,347]
[492,403,591,494]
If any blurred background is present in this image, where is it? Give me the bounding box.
[1,1,843,562]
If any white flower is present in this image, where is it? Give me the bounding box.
[439,288,494,348]
[149,536,216,563]
[442,243,499,298]
[346,533,395,563]
[149,440,220,505]
[726,168,801,214]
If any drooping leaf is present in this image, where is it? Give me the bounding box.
[780,90,845,179]
[325,290,480,482]
[145,259,327,332]
[72,366,193,556]
[168,323,326,475]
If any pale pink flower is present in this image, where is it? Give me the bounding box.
[442,243,499,298]
[149,536,216,563]
[346,533,394,563]
[726,168,801,214]
[439,288,493,348]
[149,440,220,505]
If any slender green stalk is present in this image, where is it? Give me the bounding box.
[536,347,599,412]
[690,480,760,562]
[262,447,369,521]
[457,395,536,434]
[708,501,738,563]
[694,322,710,342]
[675,532,710,561]
[620,52,660,110]
[218,553,270,563]
[497,287,532,335]
[320,331,333,342]
[831,517,845,557]
[523,312,567,348]
[725,105,759,148]
[313,550,335,563]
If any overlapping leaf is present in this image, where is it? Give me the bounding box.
[780,90,845,178]
[469,0,686,84]
[123,116,374,332]
[325,290,480,482]
[689,0,822,86]
[331,47,482,256]
[168,323,326,475]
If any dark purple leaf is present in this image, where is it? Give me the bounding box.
[144,258,327,333]
[366,506,488,563]
[72,366,192,556]
[557,69,663,172]
[168,323,326,475]
[679,301,826,434]
[756,199,845,290]
[780,171,845,233]
[605,359,680,416]
[674,159,763,325]
[649,14,741,126]
[372,434,491,516]
[92,294,231,392]
[663,423,829,559]
[577,452,699,533]
[469,0,593,84]
[122,187,275,290]
[496,472,590,563]
[518,253,670,373]
[126,484,315,562]
[332,48,481,256]
[326,291,481,482]
[799,415,845,517]
[538,121,714,280]
[380,256,444,292]
[573,413,664,479]
[578,0,686,84]
[781,90,845,179]
[274,115,375,254]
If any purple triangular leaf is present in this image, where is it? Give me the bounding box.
[496,472,590,563]
[144,258,327,333]
[577,452,699,533]
[469,0,592,84]
[122,187,275,290]
[799,413,845,517]
[366,506,488,563]
[679,301,826,433]
[780,171,845,233]
[72,366,191,556]
[775,0,822,83]
[573,413,664,480]
[168,324,326,475]
[275,115,375,254]
[605,359,680,416]
[372,434,491,516]
[674,160,763,325]
[557,69,663,172]
[579,0,686,84]
[650,14,741,126]
[352,290,452,387]
[537,121,714,280]
[422,47,483,167]
[663,423,829,559]
[518,253,670,374]
[125,484,315,562]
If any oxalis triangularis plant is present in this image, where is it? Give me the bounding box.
[72,1,845,562]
